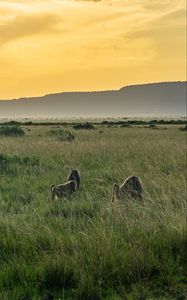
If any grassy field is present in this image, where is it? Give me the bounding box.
[0,124,186,300]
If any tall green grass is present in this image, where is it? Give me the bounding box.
[0,126,186,299]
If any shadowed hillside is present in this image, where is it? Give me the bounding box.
[0,82,186,118]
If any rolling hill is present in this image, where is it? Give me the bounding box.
[0,82,186,118]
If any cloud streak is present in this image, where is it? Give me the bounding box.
[0,13,59,46]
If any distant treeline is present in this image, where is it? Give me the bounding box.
[0,119,186,127]
[100,119,187,126]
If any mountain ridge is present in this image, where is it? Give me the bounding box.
[0,81,185,101]
[0,81,186,118]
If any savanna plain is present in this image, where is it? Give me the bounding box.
[0,123,186,300]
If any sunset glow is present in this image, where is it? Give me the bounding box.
[0,0,186,99]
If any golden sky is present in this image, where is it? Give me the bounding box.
[0,0,186,99]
